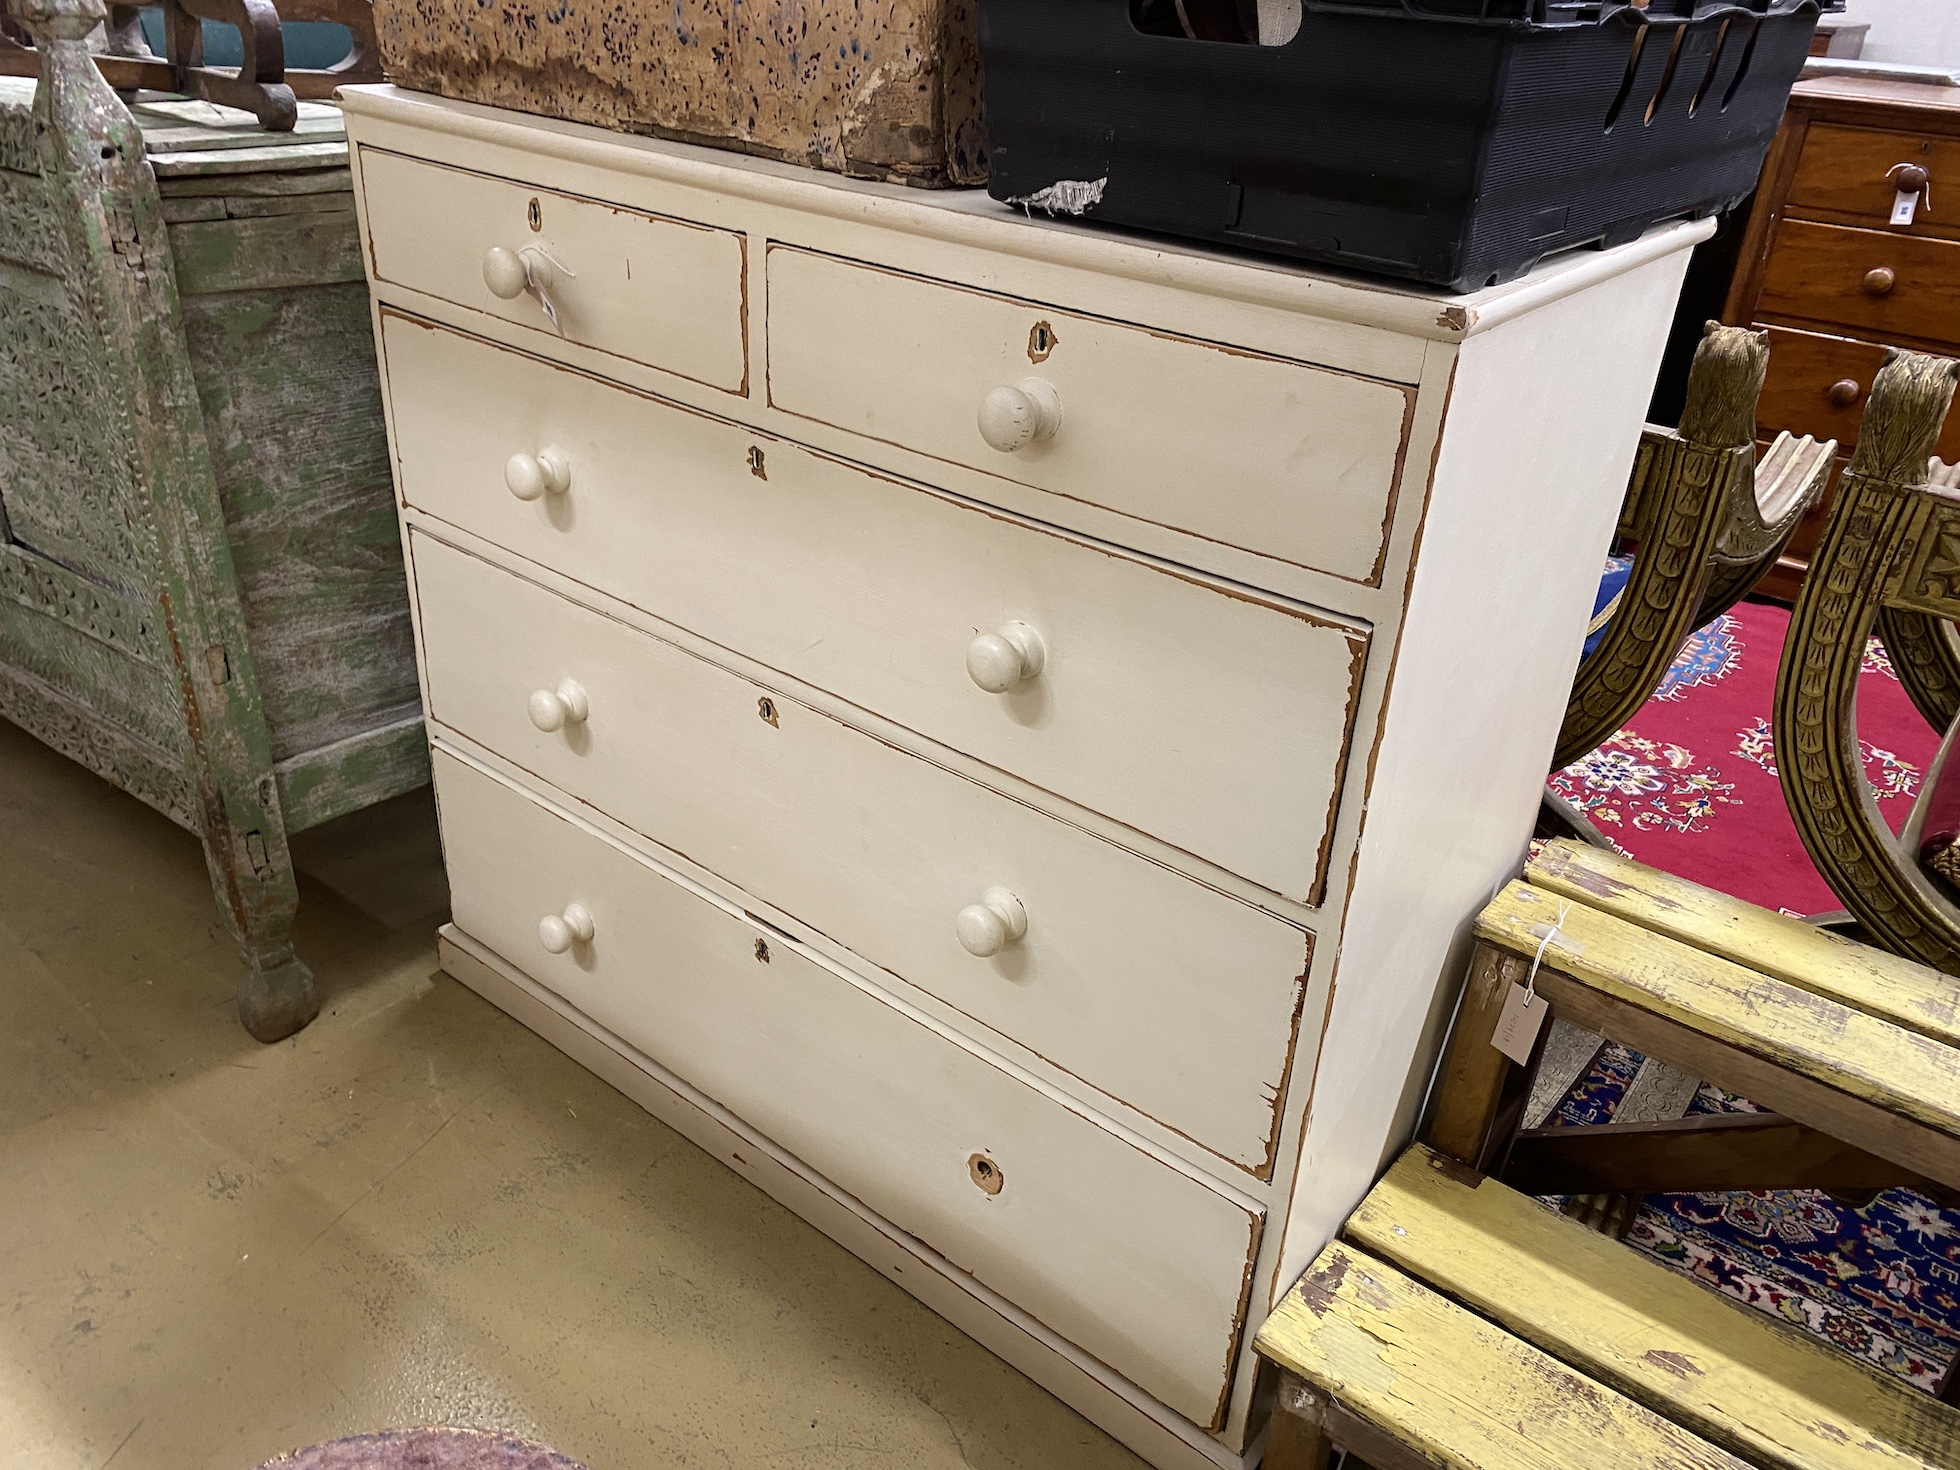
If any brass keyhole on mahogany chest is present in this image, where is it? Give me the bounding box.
[1026,320,1058,364]
[527,197,543,232]
[968,1153,1004,1195]
[757,696,779,727]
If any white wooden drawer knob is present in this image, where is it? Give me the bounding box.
[482,245,530,300]
[505,447,572,501]
[966,621,1046,693]
[527,678,589,732]
[977,377,1063,454]
[482,244,575,332]
[537,901,596,954]
[956,887,1027,958]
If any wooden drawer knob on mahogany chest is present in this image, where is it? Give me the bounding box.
[527,678,590,732]
[965,621,1047,693]
[482,244,575,333]
[505,446,573,501]
[977,377,1063,454]
[1863,266,1898,297]
[955,887,1028,958]
[537,901,596,955]
[1830,378,1865,409]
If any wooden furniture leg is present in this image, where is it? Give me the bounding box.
[21,0,317,1040]
[1424,943,1534,1171]
[1264,1373,1332,1470]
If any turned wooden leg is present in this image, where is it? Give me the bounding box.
[1265,1373,1333,1470]
[1423,943,1530,1170]
[194,792,317,1042]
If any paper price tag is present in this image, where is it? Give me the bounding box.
[1893,188,1921,226]
[1491,983,1550,1066]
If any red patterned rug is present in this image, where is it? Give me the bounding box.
[1547,597,1959,1393]
[1549,596,1938,916]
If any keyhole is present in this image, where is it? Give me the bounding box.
[1027,320,1058,364]
[527,197,543,232]
[967,1153,1004,1196]
[757,697,779,727]
[748,446,767,479]
[753,937,771,963]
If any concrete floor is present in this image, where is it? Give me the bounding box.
[0,718,1148,1470]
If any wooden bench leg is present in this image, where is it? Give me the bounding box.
[1265,1372,1332,1470]
[1424,942,1531,1170]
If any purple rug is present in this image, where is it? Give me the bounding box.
[256,1429,587,1470]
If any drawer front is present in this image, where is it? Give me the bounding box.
[356,148,747,393]
[763,246,1413,584]
[434,748,1263,1429]
[1789,124,1960,240]
[1758,219,1960,347]
[412,532,1314,1173]
[1757,325,1960,462]
[385,315,1371,903]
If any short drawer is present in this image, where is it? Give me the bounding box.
[763,246,1413,584]
[1788,124,1960,240]
[356,148,747,393]
[412,532,1315,1173]
[1757,324,1960,462]
[1758,219,1960,347]
[385,315,1371,904]
[434,748,1263,1430]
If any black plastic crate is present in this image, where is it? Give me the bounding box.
[980,0,1837,292]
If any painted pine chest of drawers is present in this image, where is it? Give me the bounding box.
[341,84,1707,1470]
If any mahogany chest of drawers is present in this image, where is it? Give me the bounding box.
[341,83,1706,1470]
[1725,76,1960,600]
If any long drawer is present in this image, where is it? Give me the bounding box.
[412,531,1314,1174]
[764,245,1415,585]
[433,747,1263,1430]
[384,314,1371,904]
[1758,219,1960,348]
[356,148,748,393]
[1757,324,1960,461]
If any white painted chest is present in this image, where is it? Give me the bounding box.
[340,85,1706,1470]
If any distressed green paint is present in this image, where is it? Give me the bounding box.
[0,29,424,1040]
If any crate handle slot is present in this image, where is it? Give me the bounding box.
[1686,17,1731,117]
[1720,15,1761,111]
[1603,24,1649,131]
[1643,22,1688,124]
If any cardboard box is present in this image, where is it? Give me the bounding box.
[372,0,987,185]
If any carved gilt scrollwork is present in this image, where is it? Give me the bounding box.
[1554,324,1772,772]
[1775,350,1960,973]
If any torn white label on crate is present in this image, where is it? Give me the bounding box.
[1492,983,1550,1066]
[1007,177,1107,217]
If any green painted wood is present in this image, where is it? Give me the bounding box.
[0,25,423,1041]
[179,279,419,762]
[276,713,432,833]
[168,208,363,294]
[159,164,352,197]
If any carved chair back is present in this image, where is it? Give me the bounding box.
[1776,351,1960,973]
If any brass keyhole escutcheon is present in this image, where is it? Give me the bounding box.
[527,197,543,232]
[968,1153,1004,1196]
[753,937,771,963]
[757,696,779,727]
[747,445,767,479]
[1026,320,1058,364]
